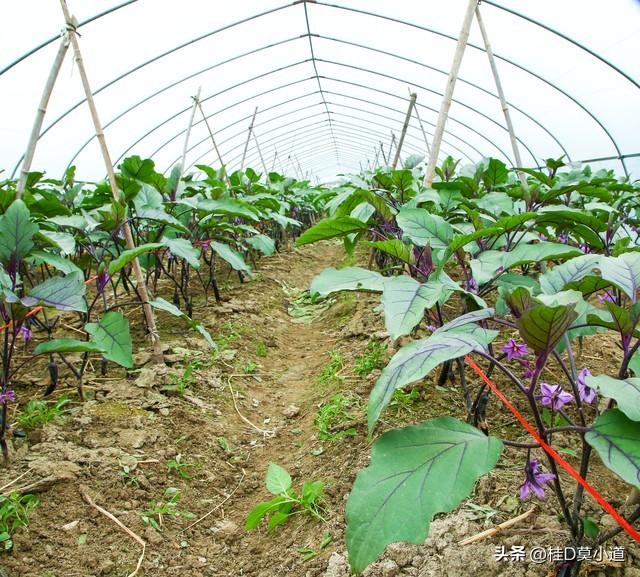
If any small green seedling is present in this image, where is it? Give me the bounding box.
[0,492,39,550]
[141,488,194,531]
[243,359,258,373]
[298,531,333,561]
[15,397,70,430]
[255,341,268,357]
[119,460,140,488]
[315,394,359,441]
[389,388,420,414]
[166,454,193,480]
[315,350,345,388]
[161,362,195,396]
[246,464,325,532]
[217,436,233,453]
[353,338,386,377]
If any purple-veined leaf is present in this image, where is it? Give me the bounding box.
[310,267,385,297]
[0,199,39,264]
[85,311,133,368]
[516,303,577,354]
[26,272,86,312]
[539,254,601,294]
[346,417,502,573]
[396,208,453,249]
[35,339,105,355]
[296,217,368,246]
[585,409,640,488]
[599,253,640,303]
[586,375,640,421]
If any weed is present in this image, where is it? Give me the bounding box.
[255,341,268,357]
[389,388,420,414]
[297,531,333,561]
[161,362,195,396]
[315,349,345,388]
[246,464,325,532]
[166,455,193,480]
[242,359,259,373]
[353,338,386,376]
[215,321,242,350]
[119,461,140,488]
[140,488,194,531]
[315,393,359,441]
[217,436,233,453]
[0,492,38,550]
[15,397,70,430]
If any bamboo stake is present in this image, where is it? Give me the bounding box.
[393,92,417,169]
[17,34,70,198]
[59,0,163,364]
[424,0,479,186]
[240,106,258,171]
[373,146,381,169]
[180,86,201,177]
[475,6,529,195]
[409,88,431,156]
[380,141,388,165]
[458,508,536,545]
[389,132,398,165]
[252,130,269,182]
[195,97,230,187]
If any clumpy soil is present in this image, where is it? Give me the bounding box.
[0,242,638,577]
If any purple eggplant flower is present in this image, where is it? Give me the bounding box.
[519,459,556,501]
[597,291,616,304]
[201,240,210,251]
[96,272,110,294]
[464,277,478,294]
[577,367,597,404]
[580,244,591,254]
[540,382,573,411]
[0,389,16,405]
[558,232,569,244]
[501,338,528,361]
[538,233,548,242]
[18,325,32,342]
[426,324,437,333]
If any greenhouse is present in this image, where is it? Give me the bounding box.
[0,1,639,576]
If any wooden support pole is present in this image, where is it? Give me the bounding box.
[180,86,201,177]
[380,141,388,165]
[240,107,258,171]
[389,132,398,165]
[424,0,479,186]
[408,88,431,156]
[373,146,381,169]
[59,0,164,364]
[294,156,304,180]
[252,130,269,182]
[195,97,230,187]
[17,35,70,198]
[271,149,278,172]
[393,92,417,169]
[475,6,529,194]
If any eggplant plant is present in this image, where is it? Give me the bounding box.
[298,157,640,575]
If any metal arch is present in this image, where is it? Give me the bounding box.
[313,2,630,176]
[236,116,468,173]
[62,35,310,172]
[484,1,639,91]
[152,98,327,165]
[221,122,429,171]
[301,1,340,166]
[312,33,571,161]
[0,1,139,77]
[10,3,298,176]
[319,76,522,163]
[110,60,314,167]
[316,57,537,165]
[186,109,469,175]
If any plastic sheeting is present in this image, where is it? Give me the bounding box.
[1,0,638,182]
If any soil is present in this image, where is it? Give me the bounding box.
[0,242,638,577]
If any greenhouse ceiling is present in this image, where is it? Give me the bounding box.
[1,0,639,183]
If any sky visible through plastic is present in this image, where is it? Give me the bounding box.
[1,0,639,183]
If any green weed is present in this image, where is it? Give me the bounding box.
[246,464,325,532]
[161,362,195,396]
[353,338,386,376]
[166,455,193,480]
[0,492,38,550]
[140,488,194,531]
[315,393,359,441]
[15,397,70,430]
[255,341,268,357]
[315,349,345,388]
